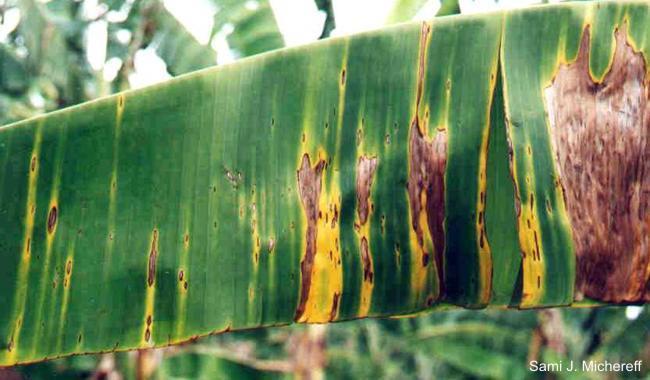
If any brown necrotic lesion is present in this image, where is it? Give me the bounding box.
[295,154,326,320]
[405,22,447,296]
[356,156,378,285]
[356,156,378,226]
[407,116,447,275]
[545,25,650,302]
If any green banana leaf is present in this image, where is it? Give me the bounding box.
[152,8,217,76]
[0,0,648,367]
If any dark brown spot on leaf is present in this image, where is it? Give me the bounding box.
[533,231,540,261]
[30,156,36,172]
[360,237,374,283]
[546,26,650,302]
[147,230,158,287]
[341,68,346,86]
[329,292,340,321]
[529,193,535,211]
[47,206,57,234]
[356,156,378,225]
[178,270,184,282]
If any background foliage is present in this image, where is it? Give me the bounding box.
[0,0,647,378]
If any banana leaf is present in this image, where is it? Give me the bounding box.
[0,0,648,367]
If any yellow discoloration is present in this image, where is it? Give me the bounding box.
[55,248,74,353]
[29,120,66,356]
[355,141,377,317]
[251,201,261,269]
[183,232,190,250]
[355,112,377,317]
[527,19,630,307]
[406,22,439,308]
[75,330,84,351]
[357,222,374,317]
[29,126,66,353]
[545,20,591,89]
[104,93,125,272]
[248,191,262,323]
[474,62,499,306]
[412,21,432,117]
[331,42,349,171]
[142,229,158,346]
[407,190,438,303]
[501,22,548,308]
[248,284,255,301]
[117,94,125,113]
[3,128,42,364]
[294,47,349,322]
[242,189,261,317]
[29,199,59,357]
[174,224,191,338]
[298,149,343,323]
[337,50,348,134]
[516,169,545,308]
[503,52,546,307]
[22,151,41,262]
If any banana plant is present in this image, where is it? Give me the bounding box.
[0,0,648,368]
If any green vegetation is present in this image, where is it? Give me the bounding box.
[0,0,647,378]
